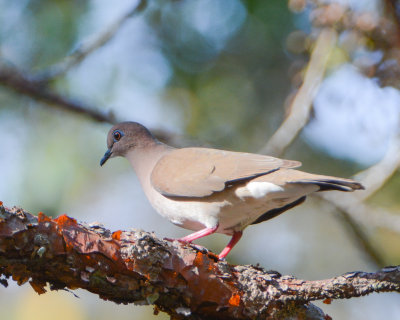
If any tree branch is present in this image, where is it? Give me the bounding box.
[320,194,400,235]
[317,197,387,267]
[0,63,117,124]
[259,28,337,156]
[317,134,400,266]
[1,202,399,320]
[0,62,192,147]
[0,0,148,125]
[36,0,148,81]
[353,134,400,201]
[256,26,386,267]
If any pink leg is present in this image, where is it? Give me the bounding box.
[218,231,243,259]
[179,225,219,243]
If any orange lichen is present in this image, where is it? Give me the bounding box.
[38,212,51,223]
[228,293,241,306]
[54,214,77,228]
[193,252,216,273]
[111,252,119,261]
[124,260,135,271]
[63,238,74,251]
[112,230,123,241]
[323,298,332,304]
[194,252,204,266]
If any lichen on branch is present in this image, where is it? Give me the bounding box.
[0,202,399,320]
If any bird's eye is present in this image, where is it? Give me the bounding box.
[113,130,123,141]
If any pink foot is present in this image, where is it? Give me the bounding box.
[165,226,243,259]
[179,225,219,243]
[218,231,243,260]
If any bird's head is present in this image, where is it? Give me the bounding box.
[100,121,156,166]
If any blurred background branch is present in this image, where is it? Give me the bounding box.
[36,0,148,81]
[260,28,337,156]
[0,63,116,123]
[354,134,400,201]
[255,0,400,270]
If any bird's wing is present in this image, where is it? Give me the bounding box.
[150,147,301,198]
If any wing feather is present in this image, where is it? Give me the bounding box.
[150,147,301,197]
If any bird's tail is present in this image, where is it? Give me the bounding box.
[289,172,364,192]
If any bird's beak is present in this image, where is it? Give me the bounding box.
[100,149,112,166]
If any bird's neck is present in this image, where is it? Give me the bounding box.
[126,143,173,185]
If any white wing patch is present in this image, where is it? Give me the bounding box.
[235,181,284,199]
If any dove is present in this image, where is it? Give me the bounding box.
[100,122,363,259]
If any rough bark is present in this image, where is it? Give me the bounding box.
[0,202,399,320]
